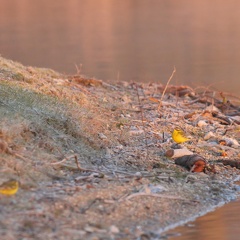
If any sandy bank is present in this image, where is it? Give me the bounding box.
[0,56,239,239]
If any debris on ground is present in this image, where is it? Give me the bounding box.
[0,56,240,239]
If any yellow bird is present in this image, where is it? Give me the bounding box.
[0,179,19,196]
[172,127,190,144]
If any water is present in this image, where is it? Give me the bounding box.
[163,198,240,240]
[1,0,240,96]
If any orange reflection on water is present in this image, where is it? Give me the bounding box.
[168,199,240,240]
[1,1,240,95]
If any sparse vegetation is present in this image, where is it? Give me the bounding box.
[0,56,239,239]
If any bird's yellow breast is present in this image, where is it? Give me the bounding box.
[172,128,190,144]
[0,180,19,196]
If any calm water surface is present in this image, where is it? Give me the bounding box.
[164,198,240,240]
[1,1,240,238]
[1,1,240,96]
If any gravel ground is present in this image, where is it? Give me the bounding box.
[0,56,239,239]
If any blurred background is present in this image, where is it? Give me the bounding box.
[1,0,240,95]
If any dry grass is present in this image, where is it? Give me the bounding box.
[0,57,114,185]
[0,56,239,239]
[0,56,139,185]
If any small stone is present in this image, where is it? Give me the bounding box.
[197,120,208,127]
[129,129,144,135]
[222,137,239,146]
[208,141,218,145]
[204,105,221,113]
[109,225,119,234]
[148,184,167,193]
[98,133,107,139]
[84,226,94,233]
[135,172,142,177]
[204,131,215,140]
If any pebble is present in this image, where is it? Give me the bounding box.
[135,172,142,177]
[148,184,167,193]
[204,105,221,113]
[109,225,120,234]
[98,133,107,139]
[204,131,215,140]
[197,120,208,127]
[129,129,144,135]
[222,137,239,146]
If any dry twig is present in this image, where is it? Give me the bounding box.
[51,154,105,175]
[50,154,76,165]
[158,66,176,111]
[122,192,187,202]
[135,84,149,162]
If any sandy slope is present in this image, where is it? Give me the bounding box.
[0,56,239,239]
